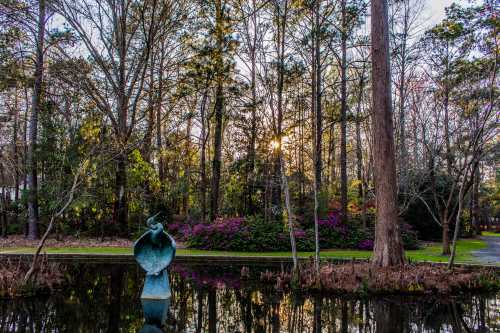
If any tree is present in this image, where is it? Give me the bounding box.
[370,0,405,267]
[50,0,169,234]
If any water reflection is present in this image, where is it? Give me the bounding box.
[140,299,170,333]
[0,263,498,332]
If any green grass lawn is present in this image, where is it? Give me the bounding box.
[0,238,492,265]
[482,231,500,237]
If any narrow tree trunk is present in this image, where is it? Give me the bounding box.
[246,0,258,215]
[114,152,128,235]
[448,179,466,269]
[183,115,192,217]
[370,0,405,267]
[199,88,209,223]
[444,45,452,175]
[340,0,348,222]
[208,288,217,333]
[472,167,480,235]
[156,43,165,183]
[209,0,225,223]
[13,85,20,227]
[442,209,451,255]
[280,153,298,271]
[114,2,129,234]
[398,1,409,188]
[210,82,223,222]
[312,0,322,277]
[143,51,156,163]
[355,66,366,227]
[26,0,46,240]
[0,164,6,238]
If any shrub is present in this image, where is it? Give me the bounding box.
[183,213,420,252]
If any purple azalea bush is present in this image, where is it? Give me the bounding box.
[176,212,418,252]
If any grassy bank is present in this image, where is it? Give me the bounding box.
[0,238,492,265]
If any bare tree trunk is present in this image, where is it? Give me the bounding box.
[444,44,452,175]
[199,88,209,223]
[442,209,451,255]
[246,0,258,215]
[355,65,366,227]
[312,0,322,278]
[143,50,156,163]
[24,162,83,283]
[448,179,466,269]
[0,163,6,238]
[183,115,192,217]
[114,2,130,234]
[370,0,405,267]
[472,167,480,235]
[270,0,289,221]
[209,0,225,222]
[13,85,20,227]
[157,43,165,183]
[397,0,409,189]
[26,0,46,240]
[210,82,223,222]
[340,0,348,222]
[280,153,298,271]
[114,152,128,234]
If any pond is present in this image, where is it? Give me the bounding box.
[0,262,498,332]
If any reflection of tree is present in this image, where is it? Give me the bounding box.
[108,265,125,333]
[1,264,498,331]
[374,300,404,333]
[208,287,217,333]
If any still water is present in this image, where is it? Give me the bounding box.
[0,263,498,332]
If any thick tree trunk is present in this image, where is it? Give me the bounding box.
[26,0,46,240]
[370,0,405,267]
[340,0,348,222]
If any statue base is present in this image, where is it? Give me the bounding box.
[141,270,171,300]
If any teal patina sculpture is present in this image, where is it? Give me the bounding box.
[134,213,176,300]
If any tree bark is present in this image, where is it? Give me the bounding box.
[209,0,225,222]
[280,153,298,271]
[13,85,20,227]
[370,0,405,267]
[200,88,209,223]
[246,0,258,215]
[26,0,46,240]
[340,0,348,222]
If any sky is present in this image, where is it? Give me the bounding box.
[425,0,468,27]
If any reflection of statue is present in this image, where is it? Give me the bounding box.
[134,213,176,301]
[139,299,171,333]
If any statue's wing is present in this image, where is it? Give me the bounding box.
[134,231,176,274]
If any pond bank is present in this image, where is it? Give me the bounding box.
[1,237,497,266]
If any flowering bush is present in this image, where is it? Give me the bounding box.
[182,213,419,252]
[357,239,374,250]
